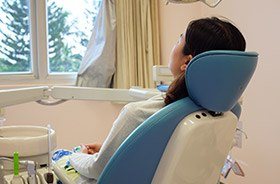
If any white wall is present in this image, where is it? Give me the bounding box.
[4,100,123,150]
[159,0,280,183]
[201,1,280,183]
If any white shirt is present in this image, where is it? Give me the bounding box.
[69,94,165,181]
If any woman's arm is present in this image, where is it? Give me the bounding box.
[69,103,145,179]
[69,97,164,180]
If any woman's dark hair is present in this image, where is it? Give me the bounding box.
[164,17,246,105]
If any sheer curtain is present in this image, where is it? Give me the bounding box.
[76,0,116,87]
[76,0,160,89]
[114,0,161,88]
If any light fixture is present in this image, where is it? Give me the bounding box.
[166,0,223,8]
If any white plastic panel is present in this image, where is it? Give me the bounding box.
[51,86,137,102]
[152,110,237,184]
[152,65,173,83]
[0,86,49,108]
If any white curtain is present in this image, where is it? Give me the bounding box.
[76,0,116,88]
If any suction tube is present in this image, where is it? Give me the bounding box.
[44,124,54,183]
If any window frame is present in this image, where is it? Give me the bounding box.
[0,0,84,86]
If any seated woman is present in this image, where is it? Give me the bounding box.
[69,17,246,181]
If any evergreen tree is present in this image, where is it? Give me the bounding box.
[47,1,80,73]
[0,0,101,73]
[0,0,30,72]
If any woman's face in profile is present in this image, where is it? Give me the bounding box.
[168,32,191,78]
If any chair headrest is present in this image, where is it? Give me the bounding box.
[186,50,258,112]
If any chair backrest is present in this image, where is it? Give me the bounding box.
[97,50,258,184]
[186,50,258,112]
[152,110,237,184]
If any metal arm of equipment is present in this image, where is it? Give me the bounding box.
[0,66,171,108]
[0,86,161,108]
[0,86,49,108]
[52,86,161,102]
[166,0,223,8]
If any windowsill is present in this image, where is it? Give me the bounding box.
[0,73,77,89]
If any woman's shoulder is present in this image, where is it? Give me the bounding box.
[124,94,165,115]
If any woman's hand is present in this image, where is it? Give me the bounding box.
[81,143,102,154]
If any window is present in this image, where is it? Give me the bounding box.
[0,0,102,85]
[0,0,32,74]
[47,0,102,73]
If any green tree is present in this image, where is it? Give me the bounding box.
[47,1,80,73]
[0,0,80,73]
[0,0,30,72]
[0,0,101,73]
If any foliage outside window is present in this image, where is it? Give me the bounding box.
[0,0,102,77]
[47,0,102,73]
[0,0,31,73]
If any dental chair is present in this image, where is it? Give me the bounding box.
[97,50,258,184]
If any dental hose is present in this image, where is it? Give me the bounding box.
[44,124,54,184]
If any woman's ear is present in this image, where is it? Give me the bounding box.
[180,64,187,71]
[180,55,193,72]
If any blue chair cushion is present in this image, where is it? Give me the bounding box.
[186,50,258,112]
